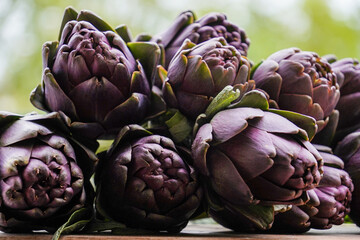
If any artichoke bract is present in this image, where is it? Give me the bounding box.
[0,112,98,232]
[31,8,160,139]
[154,11,250,67]
[271,146,353,232]
[330,58,360,138]
[162,37,251,120]
[191,103,323,231]
[335,130,360,227]
[252,48,340,132]
[95,125,202,233]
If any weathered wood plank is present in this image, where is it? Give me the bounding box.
[0,224,358,239]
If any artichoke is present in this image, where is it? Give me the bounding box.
[162,37,251,120]
[0,112,98,233]
[269,190,320,233]
[252,48,340,132]
[191,89,323,231]
[30,8,160,139]
[271,146,353,232]
[95,125,202,233]
[330,58,360,139]
[335,129,360,226]
[154,11,250,67]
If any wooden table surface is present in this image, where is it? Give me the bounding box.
[0,223,359,239]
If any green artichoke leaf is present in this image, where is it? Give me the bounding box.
[157,65,168,84]
[52,207,93,240]
[162,81,178,108]
[115,24,132,43]
[58,7,78,41]
[158,44,166,68]
[145,89,167,120]
[232,204,275,230]
[96,140,114,154]
[268,109,317,141]
[177,38,197,53]
[152,65,167,88]
[130,64,148,92]
[205,85,240,120]
[229,89,269,110]
[165,109,192,144]
[205,184,273,230]
[76,10,116,32]
[81,217,127,233]
[134,33,153,42]
[250,60,264,79]
[127,42,161,84]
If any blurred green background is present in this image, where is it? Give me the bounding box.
[0,0,359,114]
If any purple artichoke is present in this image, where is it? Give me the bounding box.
[162,37,251,120]
[252,48,340,132]
[0,112,98,233]
[95,125,202,233]
[154,11,250,68]
[335,129,360,226]
[191,106,323,231]
[271,146,353,232]
[31,8,160,139]
[330,58,360,138]
[269,190,320,233]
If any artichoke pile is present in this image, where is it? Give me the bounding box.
[1,6,360,238]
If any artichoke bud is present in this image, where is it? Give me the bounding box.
[163,37,252,120]
[31,8,159,140]
[330,58,360,141]
[191,106,323,232]
[271,145,353,232]
[153,11,250,68]
[335,130,360,227]
[96,125,202,232]
[0,112,97,233]
[252,48,340,133]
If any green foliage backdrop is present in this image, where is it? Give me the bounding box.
[0,0,359,114]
